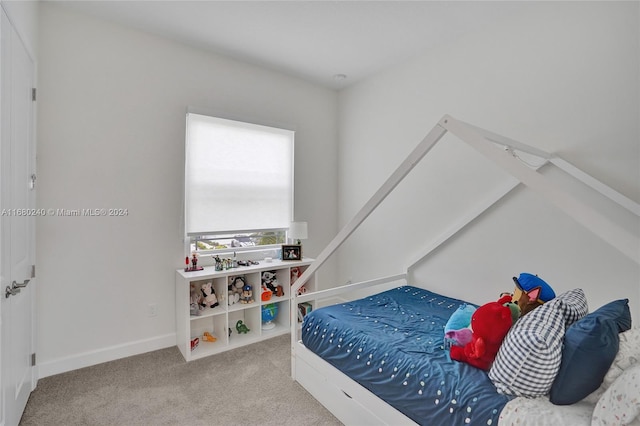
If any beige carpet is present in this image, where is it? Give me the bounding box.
[20,334,341,426]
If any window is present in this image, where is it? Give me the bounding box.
[185,111,294,253]
[191,230,286,253]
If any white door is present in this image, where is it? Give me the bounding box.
[0,7,36,426]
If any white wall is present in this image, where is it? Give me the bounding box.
[36,3,338,377]
[336,2,639,321]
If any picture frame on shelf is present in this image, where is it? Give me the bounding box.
[281,244,302,261]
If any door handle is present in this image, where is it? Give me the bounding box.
[12,279,30,289]
[4,280,29,298]
[5,285,19,298]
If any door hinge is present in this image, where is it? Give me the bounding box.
[32,88,36,101]
[31,353,36,366]
[31,265,36,278]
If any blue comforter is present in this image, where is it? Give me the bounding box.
[301,286,512,425]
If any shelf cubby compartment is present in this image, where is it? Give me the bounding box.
[260,300,290,336]
[189,314,227,359]
[227,274,260,306]
[291,264,313,295]
[297,300,314,323]
[245,272,261,289]
[275,268,291,298]
[191,277,226,311]
[258,269,286,301]
[228,305,260,346]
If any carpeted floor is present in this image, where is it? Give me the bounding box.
[20,334,342,426]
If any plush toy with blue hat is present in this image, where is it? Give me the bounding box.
[511,273,556,317]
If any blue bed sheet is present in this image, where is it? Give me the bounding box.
[301,286,513,426]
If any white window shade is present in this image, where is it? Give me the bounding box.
[185,113,294,236]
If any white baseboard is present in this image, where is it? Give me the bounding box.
[36,333,176,379]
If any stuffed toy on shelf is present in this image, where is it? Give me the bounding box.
[236,320,250,334]
[202,331,216,343]
[240,284,254,304]
[200,281,219,309]
[228,276,245,305]
[190,283,203,316]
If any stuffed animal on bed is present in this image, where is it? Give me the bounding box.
[511,273,556,317]
[450,294,514,371]
[444,304,477,348]
[500,292,522,324]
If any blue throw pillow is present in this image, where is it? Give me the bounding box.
[549,299,631,405]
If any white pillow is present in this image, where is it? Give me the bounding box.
[613,327,640,371]
[591,363,640,426]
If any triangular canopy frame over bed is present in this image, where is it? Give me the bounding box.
[289,114,639,421]
[292,114,639,297]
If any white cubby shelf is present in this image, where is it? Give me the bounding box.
[175,257,315,361]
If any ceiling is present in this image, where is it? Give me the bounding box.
[51,1,533,90]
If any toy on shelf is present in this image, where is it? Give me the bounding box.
[261,303,279,330]
[291,267,300,282]
[214,254,261,270]
[236,320,250,334]
[261,286,272,301]
[184,254,204,272]
[291,267,306,295]
[228,276,245,305]
[202,331,217,343]
[200,281,219,309]
[190,304,201,316]
[190,283,203,316]
[240,284,254,304]
[214,255,223,271]
[262,270,284,298]
[190,337,199,351]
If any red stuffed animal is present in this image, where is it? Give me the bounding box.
[450,295,514,371]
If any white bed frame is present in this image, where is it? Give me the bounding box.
[289,115,640,425]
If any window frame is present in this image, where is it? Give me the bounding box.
[183,108,296,256]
